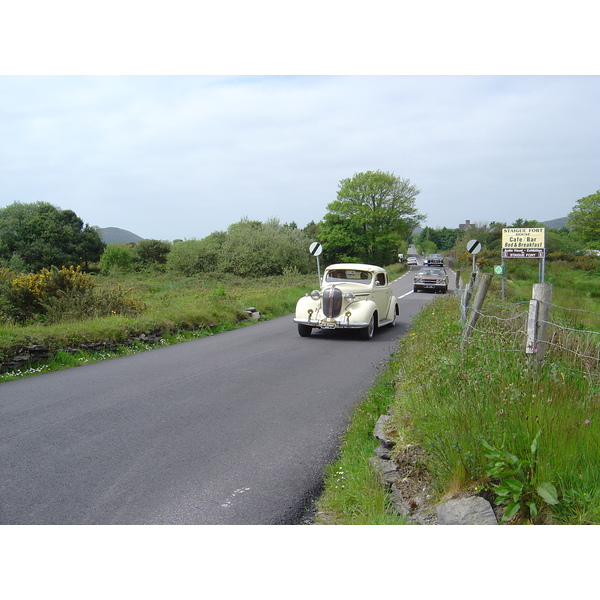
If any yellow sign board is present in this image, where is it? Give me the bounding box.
[502,228,546,249]
[502,227,546,258]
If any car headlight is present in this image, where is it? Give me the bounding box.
[344,292,355,302]
[310,290,321,301]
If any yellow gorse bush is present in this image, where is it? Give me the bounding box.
[10,265,95,297]
[3,265,144,324]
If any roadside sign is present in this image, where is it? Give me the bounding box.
[502,248,545,259]
[309,242,322,256]
[309,242,323,284]
[467,239,482,254]
[501,227,547,283]
[502,227,545,251]
[494,265,503,274]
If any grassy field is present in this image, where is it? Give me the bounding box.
[0,264,407,381]
[0,270,316,380]
[315,260,600,525]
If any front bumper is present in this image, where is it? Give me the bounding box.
[293,317,369,330]
[414,282,446,291]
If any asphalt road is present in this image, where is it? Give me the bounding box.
[0,264,442,524]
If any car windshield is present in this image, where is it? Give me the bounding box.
[325,269,372,284]
[419,268,445,276]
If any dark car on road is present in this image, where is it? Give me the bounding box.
[413,266,449,294]
[424,253,444,266]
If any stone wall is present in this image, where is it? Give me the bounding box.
[1,308,261,374]
[371,414,497,525]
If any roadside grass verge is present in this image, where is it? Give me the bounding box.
[390,294,600,524]
[314,352,409,525]
[316,274,600,525]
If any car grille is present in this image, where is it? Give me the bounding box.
[322,285,343,318]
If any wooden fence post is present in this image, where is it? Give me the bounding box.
[462,272,492,347]
[454,270,462,292]
[461,270,478,321]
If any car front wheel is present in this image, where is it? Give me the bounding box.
[360,314,375,340]
[297,323,313,337]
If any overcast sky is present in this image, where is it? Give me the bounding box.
[2,5,599,243]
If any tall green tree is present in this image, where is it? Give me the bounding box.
[568,190,600,248]
[0,201,105,271]
[321,170,424,265]
[415,226,461,253]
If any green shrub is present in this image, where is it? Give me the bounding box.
[547,252,576,262]
[167,235,223,275]
[8,266,96,322]
[573,255,598,271]
[99,245,135,273]
[166,219,315,277]
[42,286,145,324]
[2,265,144,325]
[134,239,172,267]
[216,218,314,277]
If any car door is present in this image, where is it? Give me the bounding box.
[373,272,391,321]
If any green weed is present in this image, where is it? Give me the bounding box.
[481,432,559,523]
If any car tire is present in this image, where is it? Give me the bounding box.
[297,324,312,337]
[413,287,418,293]
[360,314,375,340]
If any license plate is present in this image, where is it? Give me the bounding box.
[321,320,336,329]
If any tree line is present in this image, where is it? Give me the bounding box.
[1,180,598,276]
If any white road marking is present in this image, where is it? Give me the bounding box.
[221,487,251,507]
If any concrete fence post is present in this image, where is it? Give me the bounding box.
[526,283,553,364]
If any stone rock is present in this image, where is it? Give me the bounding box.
[373,414,395,449]
[245,308,261,320]
[389,486,414,517]
[373,443,393,460]
[369,456,398,486]
[436,496,498,525]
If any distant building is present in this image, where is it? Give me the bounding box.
[459,220,475,230]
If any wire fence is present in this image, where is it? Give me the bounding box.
[459,275,600,380]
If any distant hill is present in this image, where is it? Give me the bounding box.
[95,227,144,245]
[541,217,569,230]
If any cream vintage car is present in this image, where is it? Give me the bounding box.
[294,263,399,339]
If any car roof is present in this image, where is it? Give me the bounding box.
[325,263,386,273]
